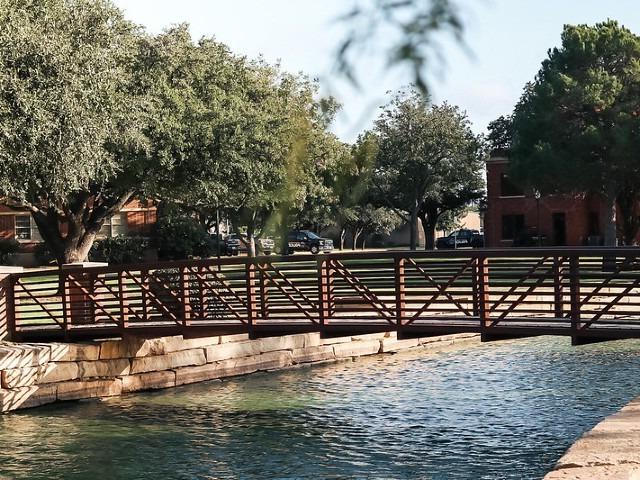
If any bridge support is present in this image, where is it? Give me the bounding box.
[571,335,616,346]
[480,333,541,343]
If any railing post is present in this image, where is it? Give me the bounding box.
[118,270,129,330]
[259,263,269,319]
[395,256,405,333]
[181,266,192,327]
[246,262,258,337]
[569,255,581,333]
[5,275,16,341]
[553,256,564,319]
[141,269,149,323]
[317,257,332,332]
[477,255,490,331]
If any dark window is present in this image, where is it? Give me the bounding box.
[500,173,524,197]
[501,214,525,240]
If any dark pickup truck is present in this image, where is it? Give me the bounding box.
[286,230,333,254]
[436,229,484,249]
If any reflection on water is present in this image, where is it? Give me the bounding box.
[1,337,640,479]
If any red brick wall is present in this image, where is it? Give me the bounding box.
[485,158,601,247]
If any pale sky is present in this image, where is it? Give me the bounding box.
[113,0,640,142]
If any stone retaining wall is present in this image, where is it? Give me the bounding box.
[544,396,640,479]
[0,331,479,412]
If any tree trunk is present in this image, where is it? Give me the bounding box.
[409,201,419,250]
[617,189,640,245]
[340,228,346,250]
[418,206,439,250]
[361,237,367,250]
[352,228,363,250]
[602,188,618,247]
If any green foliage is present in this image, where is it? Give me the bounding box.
[89,237,148,264]
[0,238,19,264]
[154,213,216,260]
[374,87,486,249]
[510,20,640,244]
[487,115,513,155]
[336,0,465,94]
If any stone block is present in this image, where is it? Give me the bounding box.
[56,379,122,401]
[214,351,293,377]
[352,332,394,342]
[205,341,261,363]
[544,465,640,479]
[98,338,141,360]
[0,384,58,412]
[79,359,130,379]
[49,343,100,362]
[219,333,250,343]
[130,349,206,374]
[380,338,421,353]
[39,362,81,384]
[321,336,354,345]
[258,334,317,353]
[2,366,41,388]
[291,346,335,364]
[0,344,51,370]
[333,340,381,358]
[168,336,220,352]
[120,371,176,393]
[174,364,221,386]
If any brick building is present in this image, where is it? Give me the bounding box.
[0,199,157,254]
[484,156,604,247]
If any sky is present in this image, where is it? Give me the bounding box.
[112,0,640,142]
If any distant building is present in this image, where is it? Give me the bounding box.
[484,156,604,247]
[0,199,157,264]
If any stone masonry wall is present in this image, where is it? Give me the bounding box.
[0,331,478,413]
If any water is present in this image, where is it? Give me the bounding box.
[1,337,640,480]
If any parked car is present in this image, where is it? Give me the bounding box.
[223,234,274,256]
[436,229,484,249]
[286,230,333,254]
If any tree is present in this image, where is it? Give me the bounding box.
[487,115,513,155]
[343,204,401,249]
[374,88,485,249]
[0,0,147,264]
[510,21,640,246]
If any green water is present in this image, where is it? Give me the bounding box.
[1,336,640,479]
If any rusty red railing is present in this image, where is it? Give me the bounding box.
[4,248,640,344]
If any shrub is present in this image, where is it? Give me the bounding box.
[0,238,19,264]
[34,242,56,265]
[153,214,216,260]
[90,236,149,264]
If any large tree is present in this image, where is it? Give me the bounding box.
[510,21,640,246]
[374,89,485,249]
[0,0,148,264]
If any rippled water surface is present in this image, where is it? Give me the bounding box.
[2,337,640,479]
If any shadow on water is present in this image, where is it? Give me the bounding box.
[1,337,640,479]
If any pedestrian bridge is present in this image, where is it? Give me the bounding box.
[5,248,640,345]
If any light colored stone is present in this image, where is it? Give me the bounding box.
[120,371,176,393]
[79,359,130,378]
[130,349,206,374]
[291,346,335,364]
[49,343,100,362]
[98,338,142,359]
[545,465,640,479]
[0,344,51,369]
[205,341,261,362]
[321,335,354,345]
[170,336,220,352]
[56,379,122,401]
[258,333,318,353]
[214,351,293,377]
[174,364,221,386]
[219,333,250,343]
[380,337,421,353]
[39,362,80,384]
[0,384,57,412]
[2,366,41,388]
[333,339,381,358]
[352,332,394,341]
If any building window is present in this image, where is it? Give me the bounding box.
[15,215,31,240]
[500,173,524,197]
[501,214,525,240]
[99,213,127,238]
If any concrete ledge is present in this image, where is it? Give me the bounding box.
[544,396,640,479]
[0,332,481,412]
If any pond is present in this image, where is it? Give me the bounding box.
[1,336,639,479]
